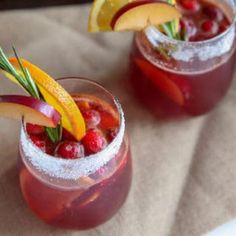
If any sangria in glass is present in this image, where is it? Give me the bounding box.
[17,77,132,229]
[130,0,236,117]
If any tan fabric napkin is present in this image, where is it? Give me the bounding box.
[0,4,236,236]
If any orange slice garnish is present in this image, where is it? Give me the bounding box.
[5,58,86,141]
[88,0,132,32]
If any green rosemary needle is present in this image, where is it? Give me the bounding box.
[163,0,181,40]
[0,47,62,143]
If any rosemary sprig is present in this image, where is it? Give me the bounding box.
[154,1,182,59]
[0,47,62,143]
[12,47,41,99]
[162,0,181,40]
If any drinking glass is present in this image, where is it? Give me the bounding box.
[19,77,132,229]
[130,0,236,117]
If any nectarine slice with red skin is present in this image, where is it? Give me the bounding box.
[110,0,155,29]
[7,58,86,141]
[111,1,181,31]
[0,95,60,127]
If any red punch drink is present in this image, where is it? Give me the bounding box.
[130,0,236,117]
[18,78,132,229]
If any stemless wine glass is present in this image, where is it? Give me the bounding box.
[130,0,236,117]
[18,77,132,229]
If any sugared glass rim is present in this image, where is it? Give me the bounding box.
[144,1,236,47]
[143,0,236,62]
[20,77,125,181]
[146,0,236,46]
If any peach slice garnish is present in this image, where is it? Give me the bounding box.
[0,95,60,127]
[3,58,86,141]
[111,1,181,31]
[110,0,154,29]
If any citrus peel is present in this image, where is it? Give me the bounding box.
[4,58,86,141]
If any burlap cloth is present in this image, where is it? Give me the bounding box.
[0,4,236,236]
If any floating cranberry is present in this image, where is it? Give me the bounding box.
[82,109,101,128]
[180,18,197,40]
[203,5,223,22]
[107,127,119,142]
[99,110,119,129]
[30,135,46,152]
[55,141,84,159]
[82,129,107,154]
[201,20,219,35]
[62,128,77,141]
[76,100,90,112]
[219,21,229,33]
[26,123,45,135]
[179,0,200,12]
[45,138,56,155]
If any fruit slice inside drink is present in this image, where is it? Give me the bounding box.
[134,58,188,106]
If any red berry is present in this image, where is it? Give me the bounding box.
[219,22,229,33]
[29,134,56,154]
[30,135,46,152]
[55,141,84,159]
[45,138,56,155]
[82,129,107,154]
[107,127,119,142]
[26,123,45,135]
[99,110,119,130]
[180,0,200,12]
[62,128,77,141]
[201,20,219,35]
[76,98,91,111]
[203,5,223,22]
[82,109,101,128]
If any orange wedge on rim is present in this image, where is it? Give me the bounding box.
[4,58,86,141]
[88,0,132,32]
